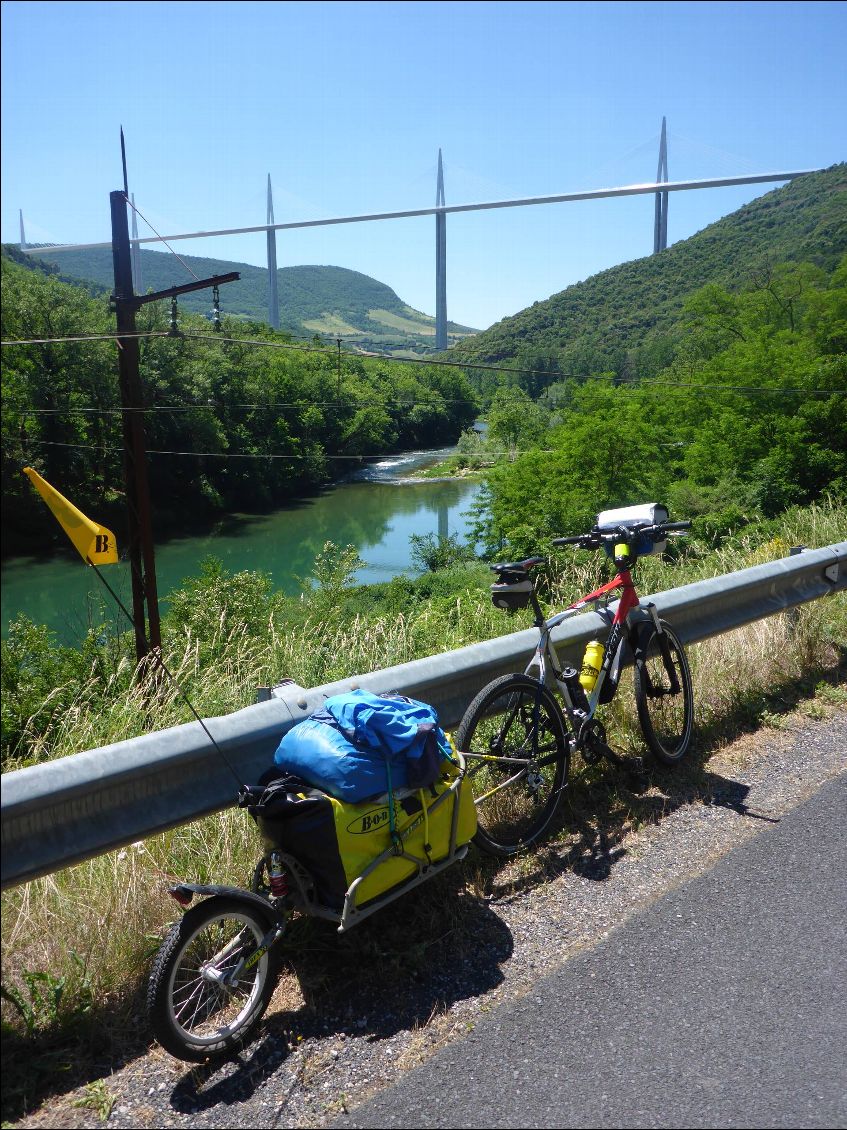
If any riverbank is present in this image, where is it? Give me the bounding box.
[405,455,496,481]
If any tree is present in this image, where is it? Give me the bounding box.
[487,387,548,459]
[409,532,473,572]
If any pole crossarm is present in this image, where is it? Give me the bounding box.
[22,172,816,255]
[1,543,844,891]
[114,271,241,310]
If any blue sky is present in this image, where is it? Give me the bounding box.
[2,0,844,330]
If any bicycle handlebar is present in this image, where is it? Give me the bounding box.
[550,535,586,546]
[552,519,691,550]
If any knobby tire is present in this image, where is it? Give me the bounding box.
[634,620,694,765]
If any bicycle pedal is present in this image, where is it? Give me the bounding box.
[581,743,604,766]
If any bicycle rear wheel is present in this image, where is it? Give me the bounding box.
[634,621,693,765]
[455,674,569,856]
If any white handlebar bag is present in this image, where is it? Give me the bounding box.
[596,503,669,556]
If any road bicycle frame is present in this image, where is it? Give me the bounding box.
[524,563,664,726]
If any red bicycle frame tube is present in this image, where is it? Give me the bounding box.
[562,568,639,624]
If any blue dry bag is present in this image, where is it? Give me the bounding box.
[273,689,452,802]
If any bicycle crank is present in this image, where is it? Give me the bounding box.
[578,720,644,774]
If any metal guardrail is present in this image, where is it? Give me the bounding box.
[2,543,844,890]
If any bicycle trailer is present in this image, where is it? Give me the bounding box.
[244,752,476,931]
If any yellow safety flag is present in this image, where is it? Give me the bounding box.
[23,467,119,566]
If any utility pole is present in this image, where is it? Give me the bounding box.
[110,188,161,663]
[435,149,447,351]
[653,117,669,253]
[109,138,239,666]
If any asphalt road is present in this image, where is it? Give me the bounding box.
[334,772,847,1129]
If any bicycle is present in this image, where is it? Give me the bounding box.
[455,505,694,857]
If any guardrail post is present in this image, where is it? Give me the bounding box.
[787,545,807,633]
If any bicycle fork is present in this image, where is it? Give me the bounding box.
[635,604,682,698]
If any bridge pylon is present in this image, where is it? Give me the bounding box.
[653,117,669,253]
[435,149,447,351]
[130,194,143,294]
[267,175,280,329]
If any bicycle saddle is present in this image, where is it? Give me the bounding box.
[491,556,544,575]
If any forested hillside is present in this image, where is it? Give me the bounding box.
[0,252,478,548]
[18,247,477,355]
[473,253,846,556]
[447,164,846,384]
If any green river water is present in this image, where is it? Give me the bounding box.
[1,448,482,646]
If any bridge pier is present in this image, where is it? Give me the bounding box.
[435,149,447,351]
[267,175,280,329]
[654,117,669,253]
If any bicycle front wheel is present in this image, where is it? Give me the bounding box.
[148,896,282,1063]
[455,674,569,856]
[634,621,693,765]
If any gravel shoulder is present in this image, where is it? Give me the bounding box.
[8,698,846,1130]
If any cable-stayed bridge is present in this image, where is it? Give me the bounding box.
[19,120,815,349]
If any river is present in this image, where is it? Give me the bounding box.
[0,447,482,646]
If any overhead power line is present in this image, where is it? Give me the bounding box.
[27,438,548,460]
[1,331,172,346]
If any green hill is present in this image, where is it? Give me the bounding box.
[446,163,846,378]
[22,248,478,355]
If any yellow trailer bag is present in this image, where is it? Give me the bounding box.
[330,755,476,907]
[250,753,476,911]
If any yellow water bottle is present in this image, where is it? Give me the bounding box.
[579,639,605,691]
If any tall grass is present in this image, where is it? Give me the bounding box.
[1,498,845,1119]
